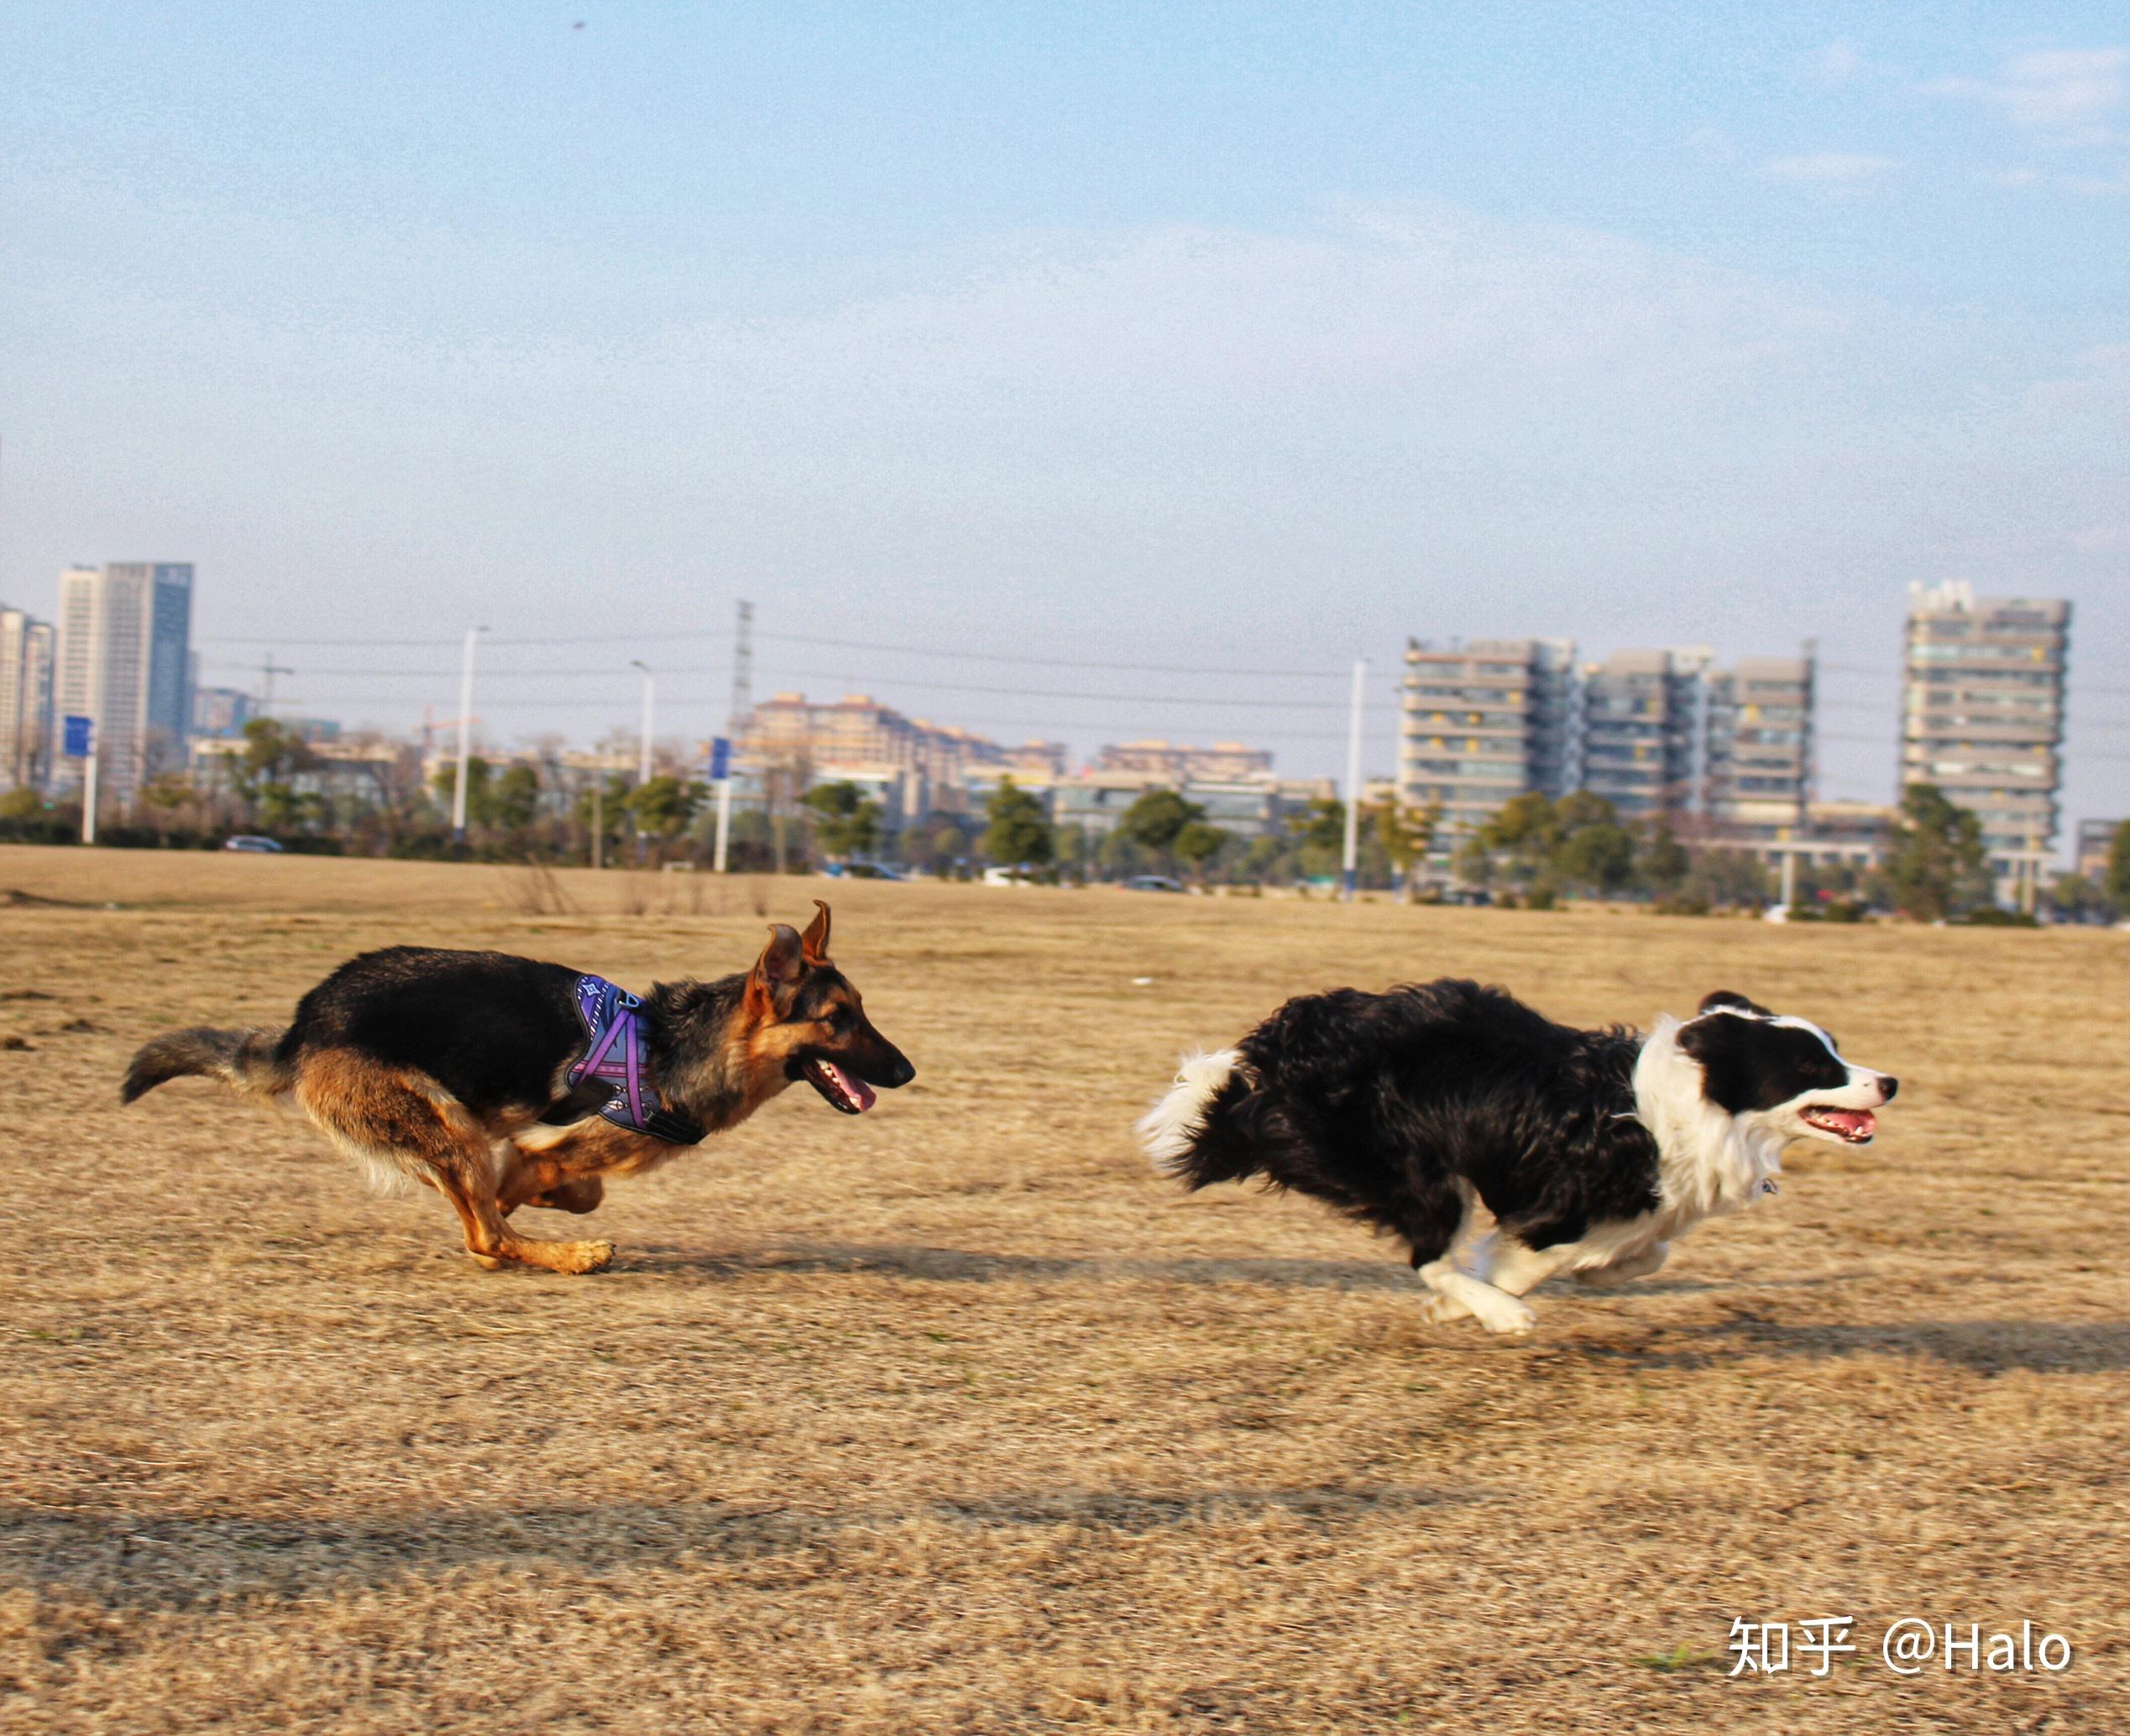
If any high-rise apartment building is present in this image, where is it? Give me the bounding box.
[1578,646,1709,819]
[0,605,57,791]
[1398,638,1576,840]
[54,562,195,803]
[1703,654,1814,843]
[1900,583,2069,879]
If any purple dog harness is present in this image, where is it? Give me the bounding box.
[566,975,706,1145]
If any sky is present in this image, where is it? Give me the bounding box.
[2,3,2126,836]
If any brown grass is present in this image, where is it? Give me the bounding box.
[2,844,2126,1733]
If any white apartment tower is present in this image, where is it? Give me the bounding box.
[1900,583,2070,885]
[1399,638,1577,841]
[0,605,58,791]
[1703,654,1815,843]
[54,562,195,804]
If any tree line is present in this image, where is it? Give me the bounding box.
[4,723,2126,922]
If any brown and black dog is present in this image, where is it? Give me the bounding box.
[120,901,912,1274]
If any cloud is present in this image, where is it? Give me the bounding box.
[1991,161,2130,196]
[1813,39,1863,86]
[1763,153,1899,185]
[1926,46,2126,139]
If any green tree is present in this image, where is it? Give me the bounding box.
[235,719,319,832]
[631,774,707,840]
[1637,819,1691,896]
[981,778,1054,875]
[2109,818,2130,914]
[1173,820,1230,883]
[2048,873,2114,924]
[492,762,542,833]
[1369,798,1437,899]
[918,820,971,877]
[1472,792,1561,887]
[800,780,882,860]
[1554,818,1637,895]
[1120,788,1204,860]
[1886,783,1990,920]
[430,754,493,824]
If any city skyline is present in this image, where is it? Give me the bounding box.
[3,553,2119,867]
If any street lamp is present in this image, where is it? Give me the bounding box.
[631,660,655,787]
[452,625,488,844]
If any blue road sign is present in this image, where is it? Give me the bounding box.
[62,715,94,758]
[709,736,731,781]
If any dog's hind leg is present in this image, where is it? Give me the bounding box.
[296,1051,613,1274]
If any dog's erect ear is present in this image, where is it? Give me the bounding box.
[800,899,832,964]
[1698,990,1770,1018]
[756,923,806,993]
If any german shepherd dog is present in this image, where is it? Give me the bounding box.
[121,902,913,1274]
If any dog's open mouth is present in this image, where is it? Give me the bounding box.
[803,1059,877,1116]
[1800,1106,1876,1143]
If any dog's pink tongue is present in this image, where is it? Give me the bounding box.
[826,1063,877,1111]
[1822,1109,1876,1137]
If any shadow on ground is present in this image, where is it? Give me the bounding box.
[1583,1315,2130,1375]
[626,1240,1428,1291]
[3,1482,1485,1618]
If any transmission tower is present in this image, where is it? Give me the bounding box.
[728,599,754,733]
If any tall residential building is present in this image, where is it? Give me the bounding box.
[1703,653,1815,843]
[1900,583,2070,878]
[54,562,195,803]
[1398,637,1576,840]
[0,606,58,791]
[1578,646,1709,819]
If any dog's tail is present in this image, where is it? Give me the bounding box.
[1138,1048,1259,1188]
[121,1027,293,1105]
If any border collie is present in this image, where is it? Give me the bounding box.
[122,901,913,1275]
[1139,982,1895,1335]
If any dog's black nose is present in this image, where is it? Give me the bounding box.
[887,1056,916,1089]
[1879,1075,1898,1101]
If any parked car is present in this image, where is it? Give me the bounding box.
[221,834,285,853]
[1123,875,1185,893]
[822,861,907,881]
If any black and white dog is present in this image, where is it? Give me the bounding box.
[1138,982,1896,1335]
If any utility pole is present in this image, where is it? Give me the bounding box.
[453,626,484,844]
[1341,659,1366,901]
[715,599,752,872]
[258,653,293,716]
[631,659,654,864]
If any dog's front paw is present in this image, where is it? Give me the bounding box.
[1473,1296,1537,1336]
[558,1239,615,1275]
[1416,1292,1472,1326]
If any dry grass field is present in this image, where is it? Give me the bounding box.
[2,845,2126,1733]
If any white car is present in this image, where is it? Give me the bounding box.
[222,834,285,853]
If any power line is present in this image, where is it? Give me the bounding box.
[197,624,1351,678]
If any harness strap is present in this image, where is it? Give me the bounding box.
[564,975,707,1146]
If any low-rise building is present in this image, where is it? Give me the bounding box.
[1093,740,1274,782]
[2075,818,2122,881]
